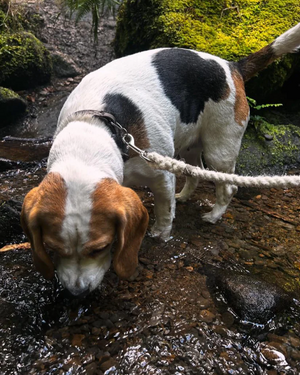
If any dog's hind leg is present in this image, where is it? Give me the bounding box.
[175,147,203,202]
[202,181,238,223]
[200,130,242,224]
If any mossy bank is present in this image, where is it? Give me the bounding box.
[115,0,300,101]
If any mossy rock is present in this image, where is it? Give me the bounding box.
[237,120,300,176]
[0,31,52,90]
[115,0,300,101]
[0,2,44,34]
[0,86,27,126]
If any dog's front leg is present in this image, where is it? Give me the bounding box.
[148,171,176,241]
[123,160,175,241]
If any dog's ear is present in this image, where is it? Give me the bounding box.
[21,186,55,280]
[91,179,149,279]
[113,186,149,279]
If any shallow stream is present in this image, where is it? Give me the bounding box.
[1,158,300,374]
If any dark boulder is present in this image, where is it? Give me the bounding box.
[50,49,82,78]
[0,199,24,247]
[206,268,292,324]
[0,87,27,126]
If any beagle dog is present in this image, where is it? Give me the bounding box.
[21,23,300,296]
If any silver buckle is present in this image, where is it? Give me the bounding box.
[122,134,152,162]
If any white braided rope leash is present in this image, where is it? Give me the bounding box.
[146,151,300,188]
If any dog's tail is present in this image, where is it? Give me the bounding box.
[238,22,300,82]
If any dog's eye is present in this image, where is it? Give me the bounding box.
[89,245,110,257]
[44,243,54,253]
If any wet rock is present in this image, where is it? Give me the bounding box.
[290,348,300,361]
[99,357,117,373]
[148,303,165,326]
[267,341,287,357]
[221,311,235,328]
[71,333,85,347]
[207,268,292,323]
[50,49,82,78]
[0,199,23,247]
[0,298,16,323]
[84,362,103,375]
[236,123,300,176]
[0,158,25,172]
[109,341,121,356]
[199,309,215,324]
[260,344,288,367]
[0,87,27,126]
[289,336,300,349]
[0,136,51,162]
[264,134,274,141]
[196,296,211,309]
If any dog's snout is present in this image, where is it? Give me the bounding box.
[66,287,90,299]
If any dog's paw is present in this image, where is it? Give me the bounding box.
[149,223,172,242]
[201,211,220,224]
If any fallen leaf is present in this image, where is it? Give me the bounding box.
[0,242,31,252]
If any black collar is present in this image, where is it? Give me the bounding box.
[71,110,129,161]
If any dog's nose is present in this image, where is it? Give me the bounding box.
[65,287,90,299]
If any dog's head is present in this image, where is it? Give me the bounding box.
[21,173,149,296]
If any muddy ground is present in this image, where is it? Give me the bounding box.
[0,1,300,374]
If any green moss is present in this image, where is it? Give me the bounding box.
[116,0,300,58]
[237,119,300,175]
[0,86,20,100]
[0,3,49,90]
[115,0,164,57]
[0,31,52,90]
[0,1,43,33]
[115,0,300,99]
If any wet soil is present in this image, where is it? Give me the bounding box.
[0,1,300,374]
[1,164,300,374]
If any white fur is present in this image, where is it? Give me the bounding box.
[272,23,300,55]
[47,122,123,295]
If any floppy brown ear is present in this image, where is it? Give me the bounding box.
[21,186,55,280]
[113,187,149,280]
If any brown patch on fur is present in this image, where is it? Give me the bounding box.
[21,172,66,279]
[231,69,250,127]
[89,178,149,279]
[238,44,276,82]
[127,120,151,158]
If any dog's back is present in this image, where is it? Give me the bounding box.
[56,23,300,236]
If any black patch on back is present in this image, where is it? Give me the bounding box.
[152,49,228,124]
[103,93,144,131]
[102,93,145,159]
